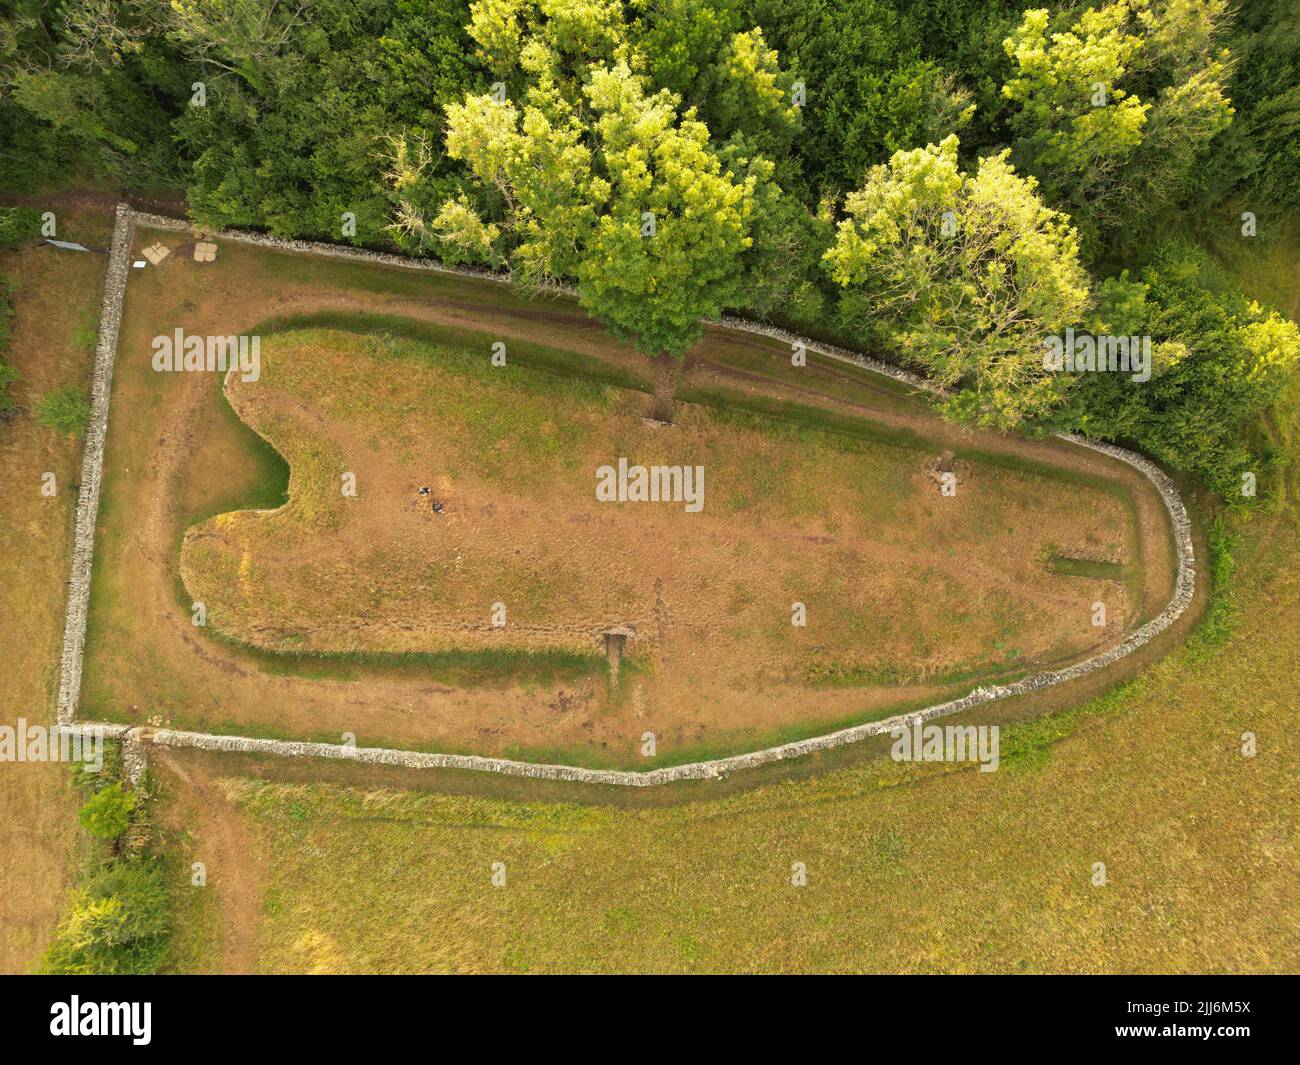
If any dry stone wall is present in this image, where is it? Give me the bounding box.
[61,207,1196,787]
[56,205,134,727]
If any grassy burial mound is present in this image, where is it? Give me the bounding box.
[181,324,1138,734]
[81,236,1171,767]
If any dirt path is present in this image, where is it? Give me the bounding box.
[152,749,265,974]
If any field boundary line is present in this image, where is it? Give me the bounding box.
[57,206,1196,786]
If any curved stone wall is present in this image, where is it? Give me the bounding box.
[60,208,1197,787]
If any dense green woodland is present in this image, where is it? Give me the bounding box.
[2,0,1298,497]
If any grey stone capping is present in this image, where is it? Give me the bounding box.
[58,207,1197,787]
[56,205,134,727]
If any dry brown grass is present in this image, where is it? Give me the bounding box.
[180,328,1136,743]
[0,214,108,971]
[80,230,1172,765]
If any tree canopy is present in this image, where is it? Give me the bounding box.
[825,135,1090,429]
[2,0,1297,497]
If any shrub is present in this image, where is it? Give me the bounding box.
[36,385,91,435]
[77,782,136,840]
[1068,243,1300,497]
[0,206,42,249]
[40,859,173,975]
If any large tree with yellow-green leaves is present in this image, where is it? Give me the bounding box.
[1001,0,1235,250]
[824,134,1091,430]
[387,0,784,359]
